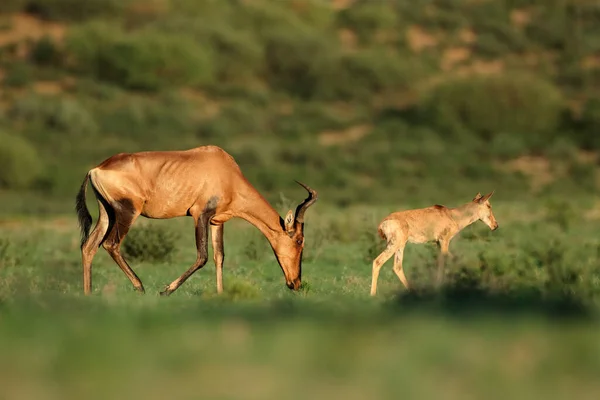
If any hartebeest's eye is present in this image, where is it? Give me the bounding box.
[296,239,303,246]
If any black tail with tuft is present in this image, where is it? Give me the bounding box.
[75,172,92,249]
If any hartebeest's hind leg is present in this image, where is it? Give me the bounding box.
[160,211,214,296]
[370,241,402,296]
[392,247,410,290]
[81,198,111,295]
[211,224,225,294]
[102,200,145,293]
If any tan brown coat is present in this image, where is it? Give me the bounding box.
[370,192,498,296]
[76,145,317,296]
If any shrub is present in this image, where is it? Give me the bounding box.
[574,97,600,150]
[122,224,178,263]
[0,236,20,267]
[197,100,269,139]
[29,35,62,66]
[336,1,399,44]
[359,212,387,263]
[0,130,44,189]
[320,49,432,101]
[22,0,128,21]
[254,11,339,99]
[98,94,194,141]
[243,231,268,262]
[190,23,264,85]
[421,73,564,145]
[2,61,33,88]
[9,93,98,135]
[66,22,214,91]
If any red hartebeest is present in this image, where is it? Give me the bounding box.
[370,192,498,296]
[75,145,318,296]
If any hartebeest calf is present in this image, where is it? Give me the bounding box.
[370,191,498,296]
[75,145,317,296]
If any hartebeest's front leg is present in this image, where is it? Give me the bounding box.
[160,213,211,296]
[211,224,225,294]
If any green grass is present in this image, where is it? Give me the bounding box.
[1,201,600,399]
[1,1,600,397]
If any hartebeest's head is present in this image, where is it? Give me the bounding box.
[275,181,318,291]
[473,191,498,231]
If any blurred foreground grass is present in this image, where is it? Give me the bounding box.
[1,201,600,399]
[1,295,599,400]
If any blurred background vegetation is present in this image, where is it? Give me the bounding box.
[0,0,598,212]
[1,1,600,398]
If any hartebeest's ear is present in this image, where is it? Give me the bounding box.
[473,192,483,202]
[480,190,495,203]
[284,209,295,235]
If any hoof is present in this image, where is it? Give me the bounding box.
[159,288,172,297]
[135,287,146,294]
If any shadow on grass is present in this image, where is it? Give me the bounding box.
[388,285,595,321]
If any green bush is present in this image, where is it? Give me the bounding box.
[122,224,178,263]
[9,93,98,135]
[2,61,33,88]
[0,130,43,189]
[421,73,564,145]
[325,49,429,100]
[66,22,214,91]
[197,100,269,139]
[98,94,194,141]
[336,1,399,44]
[21,0,128,21]
[257,15,339,99]
[574,97,600,150]
[29,35,62,66]
[0,0,26,13]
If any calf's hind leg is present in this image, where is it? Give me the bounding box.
[370,241,401,296]
[392,246,410,290]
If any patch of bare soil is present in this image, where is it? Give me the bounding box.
[459,28,477,44]
[577,150,598,164]
[0,217,76,232]
[441,47,471,71]
[338,28,358,51]
[584,199,600,220]
[456,59,504,76]
[32,81,64,95]
[179,88,221,119]
[319,124,372,146]
[406,25,438,53]
[331,0,355,10]
[501,156,554,192]
[276,100,294,116]
[510,9,532,29]
[581,55,600,70]
[0,13,65,47]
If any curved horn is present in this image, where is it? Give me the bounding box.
[293,180,318,224]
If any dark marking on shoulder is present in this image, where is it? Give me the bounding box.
[433,204,447,210]
[204,196,219,213]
